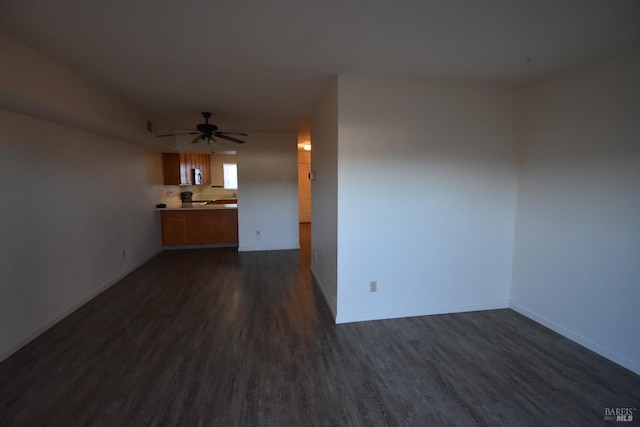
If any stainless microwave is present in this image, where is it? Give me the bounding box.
[193,168,203,185]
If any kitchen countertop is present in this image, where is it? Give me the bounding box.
[158,202,238,211]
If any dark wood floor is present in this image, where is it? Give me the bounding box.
[1,224,639,426]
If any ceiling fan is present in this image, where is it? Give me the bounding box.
[157,112,247,145]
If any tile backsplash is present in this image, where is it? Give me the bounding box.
[159,185,236,205]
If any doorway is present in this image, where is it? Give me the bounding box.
[297,142,311,223]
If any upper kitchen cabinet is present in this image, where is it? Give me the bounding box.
[162,153,211,185]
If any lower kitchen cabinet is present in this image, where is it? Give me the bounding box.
[160,209,238,246]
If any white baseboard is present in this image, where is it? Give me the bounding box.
[238,244,300,252]
[0,249,162,364]
[335,300,511,324]
[310,266,338,320]
[511,303,640,375]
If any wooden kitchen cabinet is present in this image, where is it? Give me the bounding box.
[197,154,211,184]
[162,153,181,185]
[162,153,210,185]
[160,209,238,246]
[161,214,189,245]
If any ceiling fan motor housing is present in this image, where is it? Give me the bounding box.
[196,112,217,135]
[196,123,218,134]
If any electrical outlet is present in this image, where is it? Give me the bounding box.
[256,230,261,240]
[122,250,126,258]
[370,281,377,292]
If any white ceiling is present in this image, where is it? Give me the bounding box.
[1,0,639,133]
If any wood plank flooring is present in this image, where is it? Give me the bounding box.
[1,224,639,426]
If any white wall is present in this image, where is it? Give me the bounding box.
[0,32,169,363]
[512,49,640,374]
[310,79,339,317]
[335,75,520,323]
[0,32,171,150]
[0,110,164,362]
[236,132,299,251]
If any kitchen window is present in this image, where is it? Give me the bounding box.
[223,163,238,190]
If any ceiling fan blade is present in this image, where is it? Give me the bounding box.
[156,131,199,137]
[216,131,248,137]
[215,134,245,144]
[191,135,203,144]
